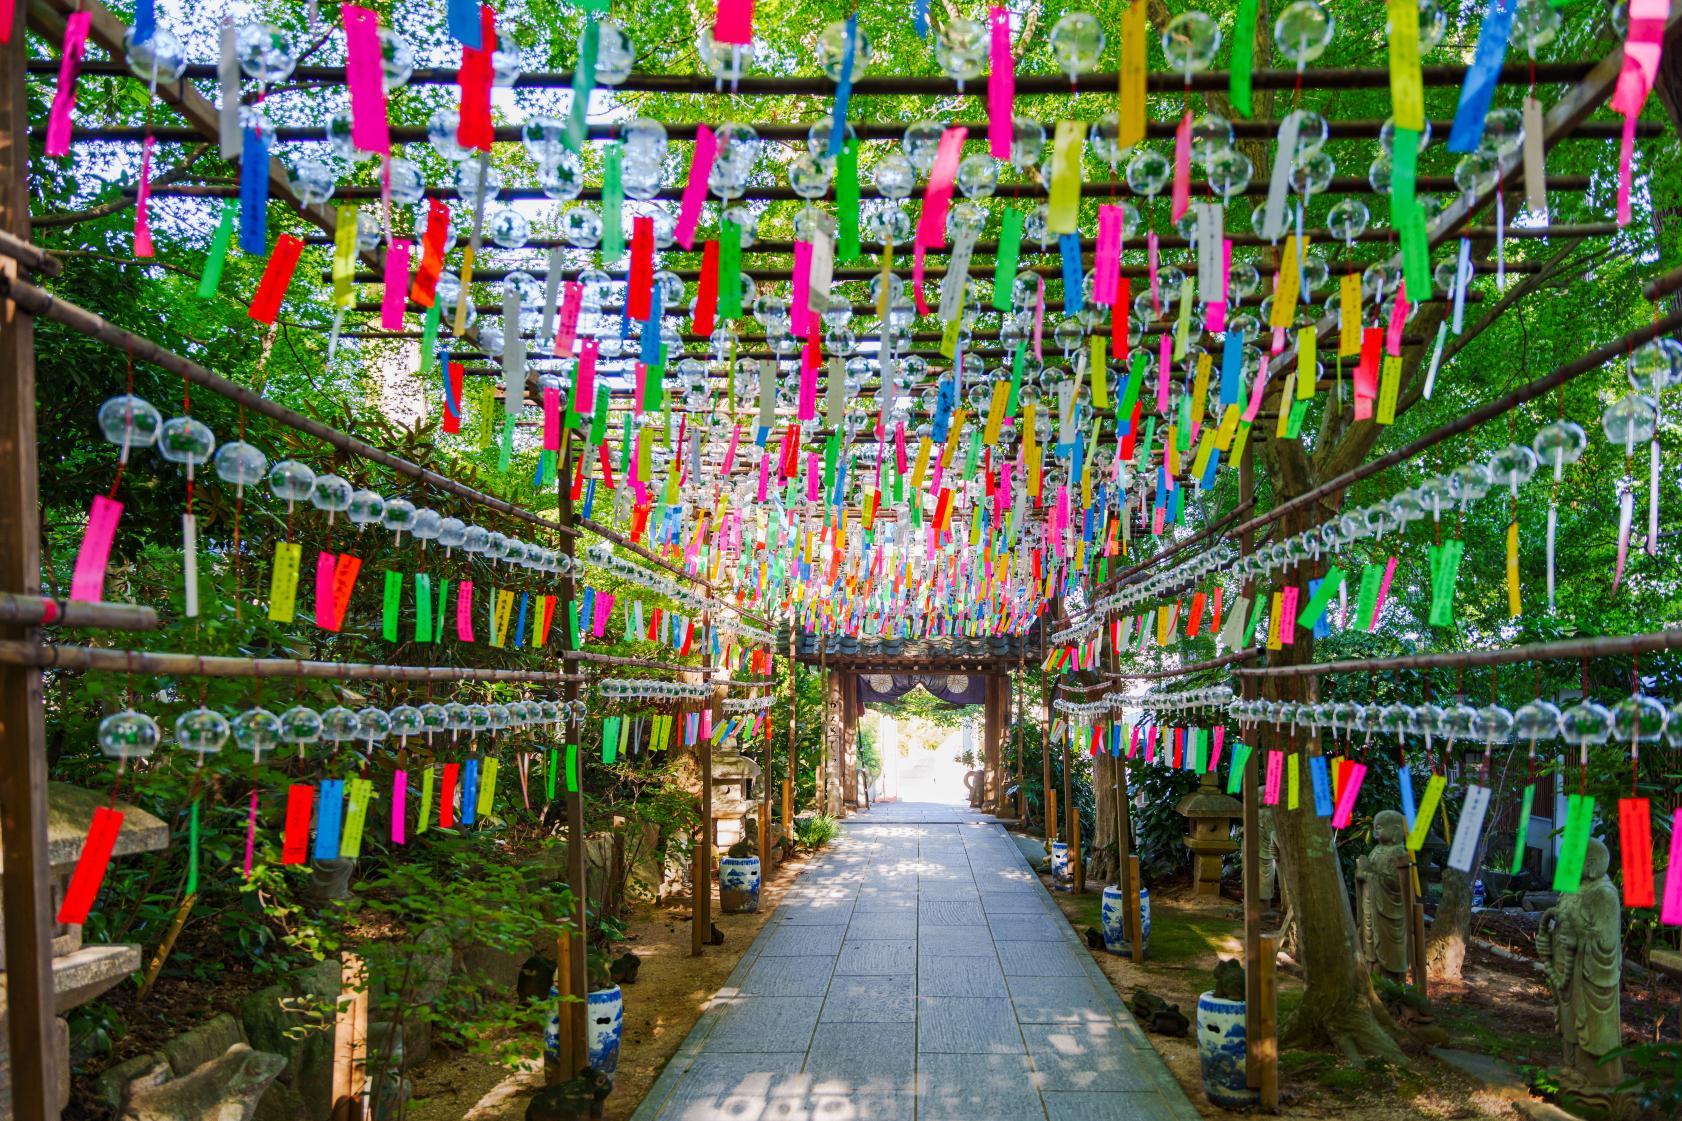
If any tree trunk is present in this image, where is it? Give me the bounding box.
[1087,750,1121,884]
[1426,868,1471,981]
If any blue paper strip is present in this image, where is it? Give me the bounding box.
[238,127,270,256]
[448,0,484,48]
[314,779,344,861]
[514,592,529,650]
[1447,0,1517,153]
[132,0,155,46]
[1398,763,1417,831]
[461,758,480,825]
[829,14,858,158]
[1060,233,1084,315]
[1309,755,1334,817]
[1220,332,1244,405]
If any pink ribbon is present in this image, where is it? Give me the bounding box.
[44,11,91,158]
[1369,555,1398,630]
[391,769,407,845]
[542,385,561,451]
[675,125,717,250]
[713,0,754,44]
[343,6,392,155]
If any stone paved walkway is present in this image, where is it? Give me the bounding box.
[629,802,1200,1121]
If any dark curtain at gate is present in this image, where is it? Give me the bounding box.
[855,673,988,707]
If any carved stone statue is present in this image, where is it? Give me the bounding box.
[1537,839,1624,1089]
[1354,809,1410,985]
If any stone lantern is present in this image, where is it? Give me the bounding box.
[1176,773,1241,896]
[711,743,762,850]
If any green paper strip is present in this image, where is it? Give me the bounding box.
[1400,207,1433,303]
[196,200,237,299]
[1406,773,1447,851]
[601,142,624,261]
[1510,783,1535,875]
[1427,538,1466,628]
[566,19,598,151]
[1176,392,1193,451]
[1226,741,1254,795]
[1296,567,1345,629]
[1241,593,1267,649]
[1354,562,1383,632]
[718,219,743,319]
[434,578,449,644]
[477,758,498,815]
[1008,343,1025,413]
[964,427,981,479]
[837,139,860,262]
[824,430,840,491]
[645,354,665,411]
[419,764,435,833]
[1552,792,1595,892]
[1230,0,1258,118]
[1119,352,1146,419]
[590,384,610,445]
[619,414,632,473]
[565,742,580,792]
[567,603,580,650]
[546,748,558,801]
[992,209,1023,312]
[419,301,441,376]
[498,415,516,473]
[382,570,402,642]
[1284,399,1311,439]
[185,797,200,896]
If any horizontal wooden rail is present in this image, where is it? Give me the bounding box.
[1232,629,1682,679]
[0,640,587,682]
[0,594,156,630]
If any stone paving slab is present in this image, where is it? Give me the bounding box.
[628,802,1201,1121]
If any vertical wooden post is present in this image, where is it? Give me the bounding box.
[1063,716,1080,892]
[1402,852,1429,999]
[551,931,575,1084]
[1256,932,1280,1110]
[556,432,588,1075]
[0,19,58,1121]
[760,651,773,874]
[331,952,368,1121]
[1126,855,1143,960]
[1041,678,1054,845]
[1242,750,1263,1088]
[784,631,796,843]
[818,649,829,816]
[693,636,717,957]
[1015,654,1026,822]
[1114,751,1134,935]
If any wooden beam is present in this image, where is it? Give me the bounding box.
[0,14,59,1120]
[556,430,588,1075]
[784,629,796,845]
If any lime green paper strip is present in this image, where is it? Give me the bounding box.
[196,200,238,299]
[602,716,620,762]
[1354,562,1383,631]
[545,749,558,801]
[1400,207,1433,303]
[1226,741,1254,795]
[382,570,402,642]
[419,764,435,833]
[1389,127,1420,228]
[565,742,580,792]
[419,301,442,377]
[341,778,374,857]
[1427,538,1466,628]
[1241,593,1267,649]
[434,578,449,645]
[590,384,610,445]
[601,143,624,261]
[837,139,860,262]
[992,209,1023,312]
[1230,0,1257,118]
[477,758,498,816]
[1297,567,1345,629]
[498,415,516,473]
[1008,343,1026,412]
[1552,792,1595,892]
[1407,774,1447,851]
[1510,783,1535,875]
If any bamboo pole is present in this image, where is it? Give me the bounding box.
[784,629,796,845]
[331,952,368,1121]
[556,432,588,1077]
[692,625,718,958]
[0,593,157,630]
[550,931,575,1085]
[0,640,587,683]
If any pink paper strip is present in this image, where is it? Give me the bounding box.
[915,127,969,250]
[1145,724,1158,762]
[675,124,717,250]
[1210,726,1225,772]
[1279,586,1299,645]
[1662,806,1682,926]
[391,769,407,844]
[1264,750,1284,805]
[1332,761,1368,829]
[381,239,411,330]
[1171,110,1193,223]
[1617,114,1636,227]
[987,7,1014,161]
[806,451,822,501]
[1127,725,1140,758]
[574,336,597,413]
[633,362,647,413]
[343,6,392,155]
[457,580,476,641]
[1369,555,1398,630]
[315,551,337,629]
[756,450,771,501]
[133,136,155,258]
[555,281,583,357]
[1147,231,1161,314]
[542,385,561,451]
[1156,335,1172,413]
[1094,205,1122,306]
[1243,358,1272,422]
[243,789,258,878]
[1384,288,1409,356]
[791,240,813,337]
[894,422,908,473]
[722,424,742,474]
[70,494,123,603]
[44,11,91,157]
[713,0,754,44]
[1206,239,1231,333]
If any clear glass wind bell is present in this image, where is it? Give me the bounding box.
[1601,391,1658,592]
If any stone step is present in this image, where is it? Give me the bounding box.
[0,941,140,1021]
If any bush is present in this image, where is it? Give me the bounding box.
[796,814,840,849]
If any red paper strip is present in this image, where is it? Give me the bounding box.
[442,362,465,433]
[282,784,314,864]
[409,199,451,306]
[342,5,391,155]
[693,240,720,336]
[456,5,496,151]
[56,805,123,924]
[70,494,123,603]
[248,234,305,324]
[440,762,461,828]
[1620,796,1655,908]
[328,553,361,630]
[1186,591,1206,637]
[627,216,655,320]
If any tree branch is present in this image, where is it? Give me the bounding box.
[32,144,210,227]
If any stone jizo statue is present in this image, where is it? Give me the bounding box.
[1355,809,1410,986]
[1537,838,1624,1089]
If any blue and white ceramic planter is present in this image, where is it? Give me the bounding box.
[543,983,624,1075]
[719,855,761,913]
[1100,886,1152,956]
[1051,841,1071,891]
[1196,991,1258,1107]
[587,985,624,1073]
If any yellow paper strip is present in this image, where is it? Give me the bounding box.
[1274,376,1297,438]
[939,410,968,468]
[1407,774,1448,850]
[1117,0,1149,151]
[1506,519,1521,617]
[267,542,302,624]
[1287,753,1301,810]
[1213,404,1242,451]
[1191,353,1211,429]
[1047,121,1085,235]
[909,435,932,489]
[1174,274,1195,359]
[984,381,1009,445]
[1090,337,1109,408]
[1377,354,1402,424]
[1387,0,1424,132]
[1190,429,1216,482]
[1266,590,1284,650]
[1296,328,1317,399]
[1339,273,1363,356]
[1270,235,1309,330]
[332,206,358,311]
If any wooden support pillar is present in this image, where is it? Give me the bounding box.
[839,670,859,808]
[1063,711,1081,892]
[1255,932,1279,1110]
[1402,852,1429,999]
[1015,654,1026,822]
[551,931,575,1085]
[0,17,58,1121]
[556,431,588,1075]
[784,631,796,843]
[1041,675,1054,846]
[761,650,773,874]
[818,649,829,816]
[692,641,718,957]
[1237,440,1263,1092]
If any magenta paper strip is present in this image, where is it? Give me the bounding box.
[1147,231,1161,313]
[791,240,813,337]
[1210,726,1225,772]
[1332,762,1368,828]
[1094,205,1122,306]
[134,136,155,258]
[987,7,1014,161]
[1384,288,1409,355]
[243,790,258,878]
[915,127,969,250]
[1369,555,1398,630]
[556,281,583,357]
[722,424,741,474]
[1662,806,1682,925]
[574,337,597,408]
[44,11,91,157]
[457,580,476,642]
[343,6,391,155]
[314,552,337,629]
[1145,724,1158,763]
[542,386,561,450]
[391,769,407,845]
[675,124,716,249]
[70,494,123,603]
[1171,110,1193,222]
[1206,238,1231,333]
[1156,335,1172,413]
[1279,586,1299,645]
[381,239,411,330]
[1264,750,1284,805]
[713,0,754,44]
